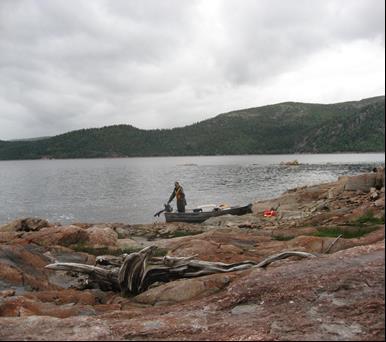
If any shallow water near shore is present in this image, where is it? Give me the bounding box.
[0,153,384,225]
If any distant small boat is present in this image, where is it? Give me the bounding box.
[164,203,253,223]
[280,159,300,166]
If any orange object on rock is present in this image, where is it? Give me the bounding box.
[263,209,277,217]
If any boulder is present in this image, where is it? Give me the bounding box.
[133,273,233,306]
[19,225,118,250]
[0,244,99,293]
[0,289,15,298]
[374,197,385,208]
[370,188,380,200]
[286,236,325,253]
[0,218,51,232]
[24,225,89,247]
[344,173,378,192]
[84,226,118,248]
[0,231,21,244]
[0,244,55,291]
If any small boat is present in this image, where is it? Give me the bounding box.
[280,159,300,166]
[164,203,253,223]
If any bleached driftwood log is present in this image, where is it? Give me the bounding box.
[45,246,315,295]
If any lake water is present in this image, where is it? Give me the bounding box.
[0,153,384,225]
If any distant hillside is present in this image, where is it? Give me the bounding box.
[0,96,384,160]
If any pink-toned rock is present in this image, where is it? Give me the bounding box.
[0,289,15,298]
[23,225,88,247]
[0,218,51,232]
[133,273,234,306]
[286,235,326,253]
[17,224,118,250]
[163,230,267,263]
[23,289,98,306]
[0,231,21,244]
[0,232,114,294]
[0,264,24,285]
[94,304,121,315]
[0,296,96,318]
[0,241,383,341]
[85,226,118,248]
[0,316,112,340]
[349,205,375,220]
[285,226,384,254]
[0,244,69,292]
[374,197,385,208]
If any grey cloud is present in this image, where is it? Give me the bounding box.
[212,0,385,84]
[0,0,384,140]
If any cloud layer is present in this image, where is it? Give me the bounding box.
[0,0,384,139]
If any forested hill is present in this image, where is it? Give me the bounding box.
[0,96,384,160]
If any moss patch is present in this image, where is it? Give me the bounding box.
[271,235,295,241]
[117,231,128,239]
[167,230,203,238]
[150,248,168,257]
[71,243,168,257]
[71,244,112,256]
[354,212,384,226]
[313,226,380,239]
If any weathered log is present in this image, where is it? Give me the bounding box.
[96,255,124,267]
[118,246,157,295]
[45,262,120,291]
[45,247,316,295]
[255,251,316,268]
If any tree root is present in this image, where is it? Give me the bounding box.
[45,246,316,295]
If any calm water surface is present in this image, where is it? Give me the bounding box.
[0,153,384,225]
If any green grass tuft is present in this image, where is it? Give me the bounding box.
[313,226,380,239]
[151,248,169,257]
[355,212,384,226]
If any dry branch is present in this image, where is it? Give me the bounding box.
[255,251,316,268]
[45,246,316,295]
[324,234,343,254]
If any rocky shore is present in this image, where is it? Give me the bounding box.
[0,168,384,340]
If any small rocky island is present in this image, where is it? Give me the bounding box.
[0,168,384,340]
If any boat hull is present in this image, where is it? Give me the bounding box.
[164,203,253,223]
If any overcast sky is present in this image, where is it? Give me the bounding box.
[0,0,384,140]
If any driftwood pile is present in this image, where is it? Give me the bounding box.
[45,246,315,296]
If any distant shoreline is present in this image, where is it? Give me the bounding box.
[0,151,384,162]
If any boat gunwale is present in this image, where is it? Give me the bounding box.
[164,203,252,223]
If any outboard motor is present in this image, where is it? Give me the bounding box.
[164,203,173,212]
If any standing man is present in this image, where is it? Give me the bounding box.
[167,181,187,212]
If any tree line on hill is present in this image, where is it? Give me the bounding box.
[0,96,384,160]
